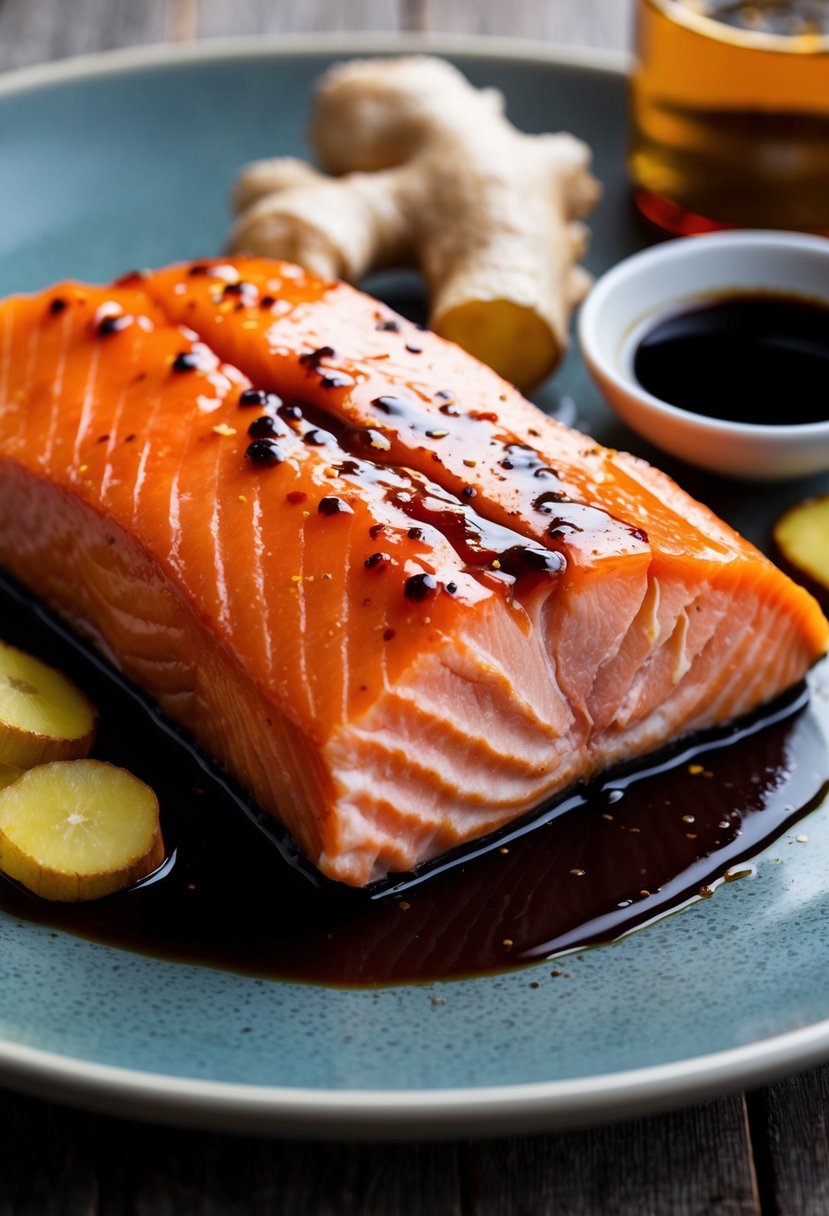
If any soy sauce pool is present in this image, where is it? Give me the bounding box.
[0,568,827,987]
[633,294,829,426]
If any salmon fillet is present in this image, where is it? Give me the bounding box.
[0,259,825,887]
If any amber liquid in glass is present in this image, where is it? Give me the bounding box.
[629,0,829,233]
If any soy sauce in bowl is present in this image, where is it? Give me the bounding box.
[577,230,829,479]
[633,293,829,427]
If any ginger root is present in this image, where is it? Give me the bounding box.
[229,56,601,391]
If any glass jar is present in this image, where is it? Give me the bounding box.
[629,0,829,233]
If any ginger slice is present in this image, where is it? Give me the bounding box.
[774,496,829,607]
[0,641,97,768]
[0,760,163,901]
[229,56,600,391]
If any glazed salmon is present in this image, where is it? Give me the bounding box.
[0,259,825,886]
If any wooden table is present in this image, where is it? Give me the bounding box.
[0,2,826,1212]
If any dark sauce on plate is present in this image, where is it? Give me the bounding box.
[633,293,829,426]
[0,568,826,987]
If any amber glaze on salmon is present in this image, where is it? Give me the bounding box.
[0,259,825,886]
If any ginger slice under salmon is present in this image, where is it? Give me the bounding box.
[0,639,97,768]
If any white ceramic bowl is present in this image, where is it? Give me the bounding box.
[578,230,829,480]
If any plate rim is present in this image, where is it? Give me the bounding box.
[0,29,631,98]
[3,1018,829,1138]
[1,31,826,1140]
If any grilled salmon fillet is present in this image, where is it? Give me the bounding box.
[0,259,825,886]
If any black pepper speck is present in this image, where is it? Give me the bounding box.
[172,350,203,373]
[279,402,304,421]
[245,439,284,467]
[222,280,254,298]
[238,388,282,410]
[404,572,438,602]
[97,313,133,336]
[303,428,332,446]
[247,415,283,440]
[318,496,354,517]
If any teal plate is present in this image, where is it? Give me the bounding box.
[1,35,829,1139]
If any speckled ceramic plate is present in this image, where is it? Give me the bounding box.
[2,36,829,1139]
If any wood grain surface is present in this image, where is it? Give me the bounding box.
[0,0,633,68]
[0,1,826,1212]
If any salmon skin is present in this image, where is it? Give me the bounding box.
[0,258,825,887]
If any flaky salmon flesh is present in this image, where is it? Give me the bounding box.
[0,258,825,887]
